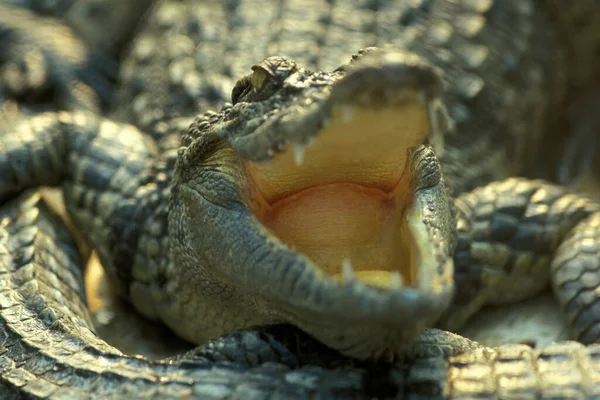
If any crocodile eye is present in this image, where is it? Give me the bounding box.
[231,65,275,105]
[250,66,270,92]
[231,75,252,105]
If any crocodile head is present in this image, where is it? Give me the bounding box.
[170,48,456,360]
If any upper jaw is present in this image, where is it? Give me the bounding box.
[227,49,446,163]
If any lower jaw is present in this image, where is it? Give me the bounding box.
[255,182,416,288]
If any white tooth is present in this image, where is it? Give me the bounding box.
[390,272,403,289]
[342,258,354,282]
[294,144,305,165]
[384,88,395,102]
[359,93,370,105]
[342,105,353,122]
[417,91,427,105]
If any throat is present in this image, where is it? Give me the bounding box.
[253,183,417,288]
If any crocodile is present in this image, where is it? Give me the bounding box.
[2,0,600,398]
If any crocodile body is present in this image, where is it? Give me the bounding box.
[1,0,155,56]
[2,0,600,398]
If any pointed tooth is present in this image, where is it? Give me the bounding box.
[342,258,354,282]
[342,105,353,122]
[390,272,403,289]
[294,144,305,165]
[359,93,371,105]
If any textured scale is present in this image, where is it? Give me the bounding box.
[2,0,600,398]
[441,178,600,332]
[1,190,600,399]
[1,0,154,55]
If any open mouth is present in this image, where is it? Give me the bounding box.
[172,50,454,359]
[245,91,429,290]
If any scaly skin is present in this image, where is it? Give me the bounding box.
[0,0,155,113]
[1,0,155,56]
[2,0,600,398]
[0,3,113,112]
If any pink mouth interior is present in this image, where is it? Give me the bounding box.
[245,98,428,288]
